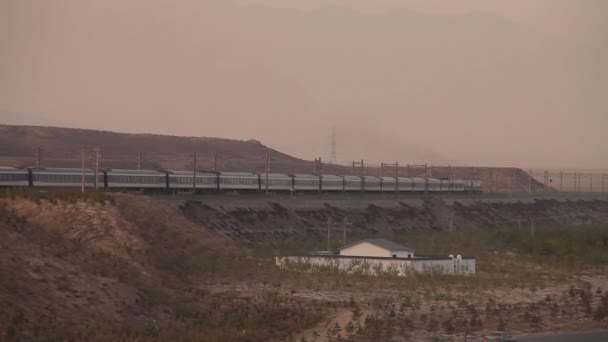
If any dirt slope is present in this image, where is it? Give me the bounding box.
[181,197,608,243]
[0,193,248,340]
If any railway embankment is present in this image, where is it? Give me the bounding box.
[180,196,608,241]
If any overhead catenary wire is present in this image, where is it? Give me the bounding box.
[12,148,608,193]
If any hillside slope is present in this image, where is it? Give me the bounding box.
[0,124,545,191]
[0,124,302,172]
[181,197,608,243]
[0,191,331,341]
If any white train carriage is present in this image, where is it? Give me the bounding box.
[363,176,382,192]
[379,177,397,191]
[31,167,100,187]
[260,173,293,191]
[293,174,320,191]
[427,178,442,192]
[397,177,415,191]
[168,170,218,190]
[105,169,166,189]
[321,175,344,191]
[450,179,466,192]
[219,172,260,190]
[343,175,363,191]
[411,177,427,191]
[473,179,483,192]
[0,167,30,187]
[437,178,449,191]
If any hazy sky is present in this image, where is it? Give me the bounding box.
[1,0,606,168]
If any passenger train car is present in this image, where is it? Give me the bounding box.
[0,167,30,187]
[0,166,483,193]
[32,167,102,188]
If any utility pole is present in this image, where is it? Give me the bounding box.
[81,150,85,194]
[317,157,323,193]
[380,163,384,178]
[530,217,534,238]
[137,152,143,170]
[395,162,399,193]
[360,159,364,177]
[424,163,428,194]
[35,147,42,168]
[213,154,218,172]
[510,169,514,193]
[517,215,521,229]
[192,152,197,194]
[94,146,100,189]
[265,152,270,193]
[318,157,322,176]
[327,217,332,252]
[360,159,364,192]
[352,160,364,192]
[343,217,347,246]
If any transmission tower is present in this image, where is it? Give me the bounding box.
[330,126,337,164]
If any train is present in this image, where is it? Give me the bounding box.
[0,166,483,193]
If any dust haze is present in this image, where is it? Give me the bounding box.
[1,0,606,168]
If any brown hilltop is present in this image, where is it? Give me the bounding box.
[0,124,544,192]
[0,124,304,172]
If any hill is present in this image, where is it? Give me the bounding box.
[0,124,545,191]
[0,124,306,172]
[0,190,333,340]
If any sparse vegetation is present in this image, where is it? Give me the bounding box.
[2,190,608,340]
[0,187,115,205]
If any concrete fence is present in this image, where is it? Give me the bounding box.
[275,255,475,277]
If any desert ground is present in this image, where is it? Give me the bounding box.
[1,188,607,341]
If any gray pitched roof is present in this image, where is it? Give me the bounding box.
[339,239,415,252]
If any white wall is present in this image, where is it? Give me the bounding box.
[276,256,475,276]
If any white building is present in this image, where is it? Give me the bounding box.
[339,239,415,259]
[276,239,475,276]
